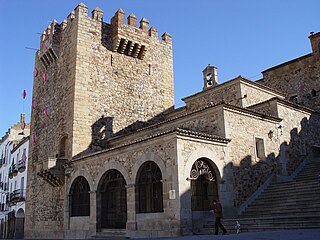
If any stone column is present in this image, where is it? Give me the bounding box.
[89,191,97,235]
[126,184,137,233]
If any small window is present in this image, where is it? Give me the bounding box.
[289,95,298,103]
[255,137,265,159]
[59,136,67,157]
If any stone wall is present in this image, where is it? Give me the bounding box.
[224,108,282,207]
[276,102,320,175]
[72,4,174,156]
[183,79,242,112]
[260,54,320,111]
[223,101,320,207]
[240,80,284,107]
[182,77,284,112]
[25,5,78,237]
[109,105,226,148]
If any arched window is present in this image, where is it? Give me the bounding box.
[136,161,163,213]
[69,176,90,216]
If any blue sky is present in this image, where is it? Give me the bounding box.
[0,0,319,136]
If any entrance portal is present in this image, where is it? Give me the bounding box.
[190,158,218,211]
[98,169,127,229]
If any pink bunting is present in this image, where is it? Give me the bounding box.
[32,99,36,109]
[34,68,38,77]
[32,132,37,143]
[43,71,47,82]
[43,106,49,117]
[22,90,27,99]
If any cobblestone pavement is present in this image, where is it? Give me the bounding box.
[134,229,320,240]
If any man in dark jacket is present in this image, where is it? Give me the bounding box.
[213,199,227,235]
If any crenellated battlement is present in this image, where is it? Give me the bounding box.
[38,3,172,67]
[39,19,61,68]
[110,8,172,59]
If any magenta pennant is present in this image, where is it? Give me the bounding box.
[32,99,36,109]
[34,68,39,77]
[43,71,47,82]
[43,106,49,117]
[22,90,27,99]
[32,132,37,143]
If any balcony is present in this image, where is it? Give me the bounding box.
[37,157,67,187]
[18,159,26,172]
[8,164,19,179]
[0,203,8,212]
[8,189,26,205]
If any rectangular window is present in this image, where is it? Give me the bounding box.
[255,137,265,159]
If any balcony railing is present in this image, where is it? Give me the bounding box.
[8,164,19,179]
[8,189,26,205]
[18,159,26,172]
[0,203,8,212]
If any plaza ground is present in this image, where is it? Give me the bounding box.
[133,229,320,240]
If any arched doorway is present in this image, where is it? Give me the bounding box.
[97,169,127,230]
[190,158,219,211]
[15,208,25,239]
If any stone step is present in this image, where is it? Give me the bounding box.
[249,201,320,209]
[244,203,320,210]
[243,211,320,217]
[267,183,318,191]
[202,215,320,233]
[243,209,320,218]
[251,195,320,202]
[256,185,319,193]
[198,157,320,235]
[255,192,320,202]
[267,181,319,189]
[91,229,127,239]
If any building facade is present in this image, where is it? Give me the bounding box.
[25,3,320,239]
[0,124,29,238]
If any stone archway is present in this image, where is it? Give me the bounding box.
[97,169,127,230]
[188,158,220,233]
[190,158,219,211]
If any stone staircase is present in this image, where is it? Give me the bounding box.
[202,155,320,234]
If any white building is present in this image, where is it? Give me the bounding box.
[0,123,29,239]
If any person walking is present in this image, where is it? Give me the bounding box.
[213,199,227,235]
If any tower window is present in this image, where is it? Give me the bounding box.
[255,137,265,159]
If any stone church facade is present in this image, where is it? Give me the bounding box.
[25,3,320,239]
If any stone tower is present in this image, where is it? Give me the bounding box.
[25,3,174,238]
